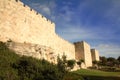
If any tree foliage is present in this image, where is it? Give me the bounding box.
[57,54,68,75]
[67,60,76,70]
[99,56,107,66]
[99,56,120,67]
[117,56,120,62]
[0,41,66,80]
[77,59,84,68]
[92,60,99,65]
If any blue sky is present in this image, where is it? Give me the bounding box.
[21,0,120,58]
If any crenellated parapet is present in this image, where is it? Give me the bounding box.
[21,0,53,24]
[0,0,75,61]
[1,0,54,25]
[0,0,55,42]
[0,0,100,69]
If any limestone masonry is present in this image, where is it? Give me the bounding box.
[0,0,100,68]
[74,41,92,67]
[91,49,100,61]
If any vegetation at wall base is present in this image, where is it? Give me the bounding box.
[67,60,76,70]
[0,41,66,80]
[0,41,120,80]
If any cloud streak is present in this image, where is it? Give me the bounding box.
[57,26,94,41]
[95,44,120,58]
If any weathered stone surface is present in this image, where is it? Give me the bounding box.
[0,0,75,60]
[8,41,57,63]
[0,0,100,68]
[74,41,92,67]
[91,49,100,61]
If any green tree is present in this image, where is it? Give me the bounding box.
[92,60,98,65]
[107,57,116,67]
[117,56,120,62]
[0,41,20,80]
[77,59,84,68]
[92,60,99,69]
[100,56,107,66]
[0,41,67,80]
[67,60,76,70]
[57,54,67,75]
[117,56,120,67]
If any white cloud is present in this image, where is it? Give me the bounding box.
[30,1,56,19]
[56,7,74,22]
[95,44,120,58]
[57,25,96,41]
[58,12,73,22]
[30,3,51,16]
[39,5,51,16]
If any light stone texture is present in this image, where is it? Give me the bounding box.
[91,49,100,61]
[74,41,92,67]
[8,41,57,63]
[0,0,75,60]
[0,0,100,68]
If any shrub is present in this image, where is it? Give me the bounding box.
[67,60,76,70]
[0,41,66,80]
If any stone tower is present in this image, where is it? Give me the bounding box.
[74,41,92,67]
[91,49,100,61]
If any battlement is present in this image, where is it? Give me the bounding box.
[0,0,75,60]
[0,0,100,68]
[2,0,54,25]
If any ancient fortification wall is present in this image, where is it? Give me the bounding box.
[74,41,92,67]
[74,42,84,60]
[0,0,75,60]
[91,49,100,61]
[0,0,100,68]
[83,42,92,67]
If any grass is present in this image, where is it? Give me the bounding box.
[73,69,120,77]
[72,69,120,80]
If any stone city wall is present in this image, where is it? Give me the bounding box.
[74,42,84,60]
[8,41,58,63]
[0,0,75,60]
[83,41,92,67]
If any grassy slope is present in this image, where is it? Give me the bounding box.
[73,69,120,77]
[74,69,120,77]
[71,69,120,80]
